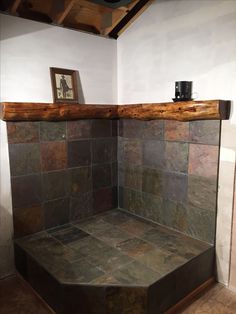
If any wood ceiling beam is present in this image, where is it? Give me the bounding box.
[53,0,75,25]
[101,0,139,36]
[9,0,21,14]
[109,0,153,39]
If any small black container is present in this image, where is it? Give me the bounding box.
[173,81,193,102]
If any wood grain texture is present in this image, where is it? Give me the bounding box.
[165,278,215,314]
[0,100,230,122]
[179,283,236,314]
[118,100,231,121]
[0,102,118,121]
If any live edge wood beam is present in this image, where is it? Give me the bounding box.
[0,100,230,122]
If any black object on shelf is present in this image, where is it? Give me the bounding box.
[173,81,193,102]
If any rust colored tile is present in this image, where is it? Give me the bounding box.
[67,120,91,140]
[188,144,219,178]
[164,120,189,141]
[13,205,43,238]
[41,142,67,172]
[7,122,39,144]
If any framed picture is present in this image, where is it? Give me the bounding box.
[50,67,79,103]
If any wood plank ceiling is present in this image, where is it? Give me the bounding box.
[0,0,152,38]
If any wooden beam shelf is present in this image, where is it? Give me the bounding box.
[0,100,230,122]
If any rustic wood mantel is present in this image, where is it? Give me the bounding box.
[0,100,230,122]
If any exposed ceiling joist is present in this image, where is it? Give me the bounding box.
[0,0,153,39]
[52,0,76,25]
[10,0,21,14]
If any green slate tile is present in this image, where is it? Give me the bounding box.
[75,218,113,235]
[54,259,104,284]
[89,247,132,272]
[68,236,111,256]
[112,260,160,286]
[116,238,154,258]
[135,248,187,276]
[94,226,134,247]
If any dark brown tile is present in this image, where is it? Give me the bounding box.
[188,175,217,211]
[165,142,189,173]
[164,120,189,141]
[67,120,91,140]
[69,192,93,221]
[189,120,220,145]
[89,247,132,272]
[41,142,67,172]
[188,144,219,178]
[54,259,104,284]
[11,175,42,209]
[143,140,164,169]
[163,172,187,202]
[44,198,69,229]
[93,187,116,213]
[9,143,40,176]
[143,120,164,140]
[122,119,145,138]
[7,122,39,144]
[67,140,91,168]
[142,167,163,196]
[92,138,114,164]
[40,122,66,142]
[91,120,112,138]
[92,163,112,189]
[94,226,134,247]
[13,205,43,238]
[68,167,92,196]
[49,226,89,244]
[116,238,154,257]
[42,170,68,201]
[112,260,160,285]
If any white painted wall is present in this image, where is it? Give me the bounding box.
[117,0,236,286]
[0,13,117,278]
[0,14,117,104]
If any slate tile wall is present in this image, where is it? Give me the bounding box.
[7,120,118,238]
[118,119,221,244]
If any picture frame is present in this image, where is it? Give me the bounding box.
[50,67,79,103]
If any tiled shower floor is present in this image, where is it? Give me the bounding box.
[15,209,211,287]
